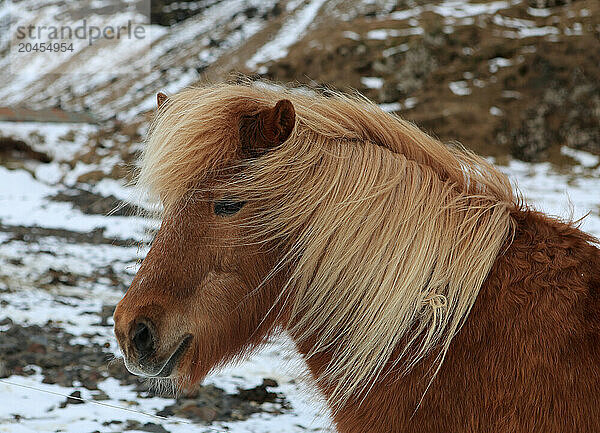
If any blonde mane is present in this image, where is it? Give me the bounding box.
[137,82,516,407]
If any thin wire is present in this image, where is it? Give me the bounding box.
[0,378,228,432]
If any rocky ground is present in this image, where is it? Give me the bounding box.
[0,319,290,425]
[0,0,599,432]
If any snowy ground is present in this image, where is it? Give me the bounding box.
[0,120,598,433]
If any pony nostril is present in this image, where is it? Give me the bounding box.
[132,322,154,358]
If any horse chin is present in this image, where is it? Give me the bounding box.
[145,374,189,397]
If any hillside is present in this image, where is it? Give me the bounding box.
[2,0,599,161]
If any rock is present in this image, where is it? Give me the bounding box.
[125,421,170,433]
[179,403,218,422]
[60,390,85,408]
[139,423,171,433]
[27,343,47,354]
[260,1,600,161]
[40,269,78,287]
[151,0,211,26]
[0,360,8,378]
[0,322,117,389]
[237,379,280,404]
[92,390,110,401]
[262,378,278,388]
[98,305,116,327]
[76,169,106,184]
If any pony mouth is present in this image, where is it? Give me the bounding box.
[128,334,193,378]
[154,334,193,378]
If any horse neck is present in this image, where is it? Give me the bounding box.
[287,207,600,421]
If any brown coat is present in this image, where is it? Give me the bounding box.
[314,209,600,432]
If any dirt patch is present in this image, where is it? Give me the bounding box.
[0,223,136,247]
[0,136,51,164]
[49,188,136,217]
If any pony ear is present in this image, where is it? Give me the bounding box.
[239,99,295,157]
[156,92,168,109]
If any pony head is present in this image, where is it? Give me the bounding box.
[113,88,296,384]
[113,82,515,405]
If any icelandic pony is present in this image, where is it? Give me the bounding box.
[113,83,600,433]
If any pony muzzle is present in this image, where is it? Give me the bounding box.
[120,318,193,378]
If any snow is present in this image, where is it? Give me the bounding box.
[501,90,521,99]
[379,102,402,112]
[1,0,599,430]
[489,106,503,116]
[34,163,65,185]
[2,113,599,431]
[488,57,512,73]
[502,159,600,235]
[0,375,194,433]
[91,178,143,207]
[564,23,583,36]
[493,15,537,29]
[0,341,335,433]
[526,7,553,17]
[390,8,422,21]
[360,77,384,89]
[246,0,328,69]
[342,31,360,41]
[0,0,279,121]
[2,146,599,431]
[366,29,388,40]
[378,97,417,112]
[449,80,471,95]
[382,44,409,57]
[366,27,424,40]
[490,14,562,38]
[1,154,600,433]
[404,97,418,109]
[390,1,510,21]
[0,122,97,162]
[560,146,600,168]
[431,0,510,18]
[500,26,560,39]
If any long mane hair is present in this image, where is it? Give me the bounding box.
[136,81,517,407]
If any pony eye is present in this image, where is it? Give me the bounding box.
[214,199,246,217]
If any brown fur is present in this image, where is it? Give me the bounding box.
[114,83,600,432]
